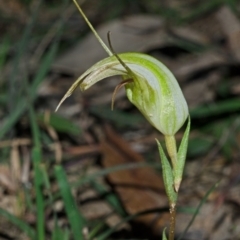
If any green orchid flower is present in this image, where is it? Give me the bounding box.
[57,1,191,239]
[56,1,189,138]
[56,51,188,136]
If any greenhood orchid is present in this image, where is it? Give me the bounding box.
[57,1,191,239]
[56,52,188,136]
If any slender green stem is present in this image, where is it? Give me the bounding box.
[72,0,112,56]
[162,136,178,240]
[169,203,176,240]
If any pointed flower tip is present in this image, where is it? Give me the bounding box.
[55,102,61,112]
[56,80,81,111]
[55,95,67,112]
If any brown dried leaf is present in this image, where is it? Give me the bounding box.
[101,125,168,235]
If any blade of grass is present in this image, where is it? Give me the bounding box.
[0,36,10,70]
[0,94,7,104]
[0,0,68,140]
[41,161,68,240]
[27,94,45,239]
[0,207,36,239]
[45,161,161,208]
[177,206,197,214]
[72,162,161,189]
[54,165,86,240]
[23,184,35,212]
[8,0,42,111]
[37,113,81,135]
[190,98,240,118]
[181,0,223,22]
[91,181,126,216]
[0,40,59,139]
[32,147,45,240]
[52,217,70,240]
[22,54,45,239]
[88,221,106,240]
[177,181,220,240]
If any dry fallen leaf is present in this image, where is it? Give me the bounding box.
[101,125,169,236]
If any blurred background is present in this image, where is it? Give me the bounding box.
[1,0,240,239]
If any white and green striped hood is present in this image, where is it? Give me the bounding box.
[57,52,188,136]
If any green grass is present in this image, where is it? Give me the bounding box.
[0,207,36,239]
[177,181,219,240]
[0,0,86,239]
[55,165,86,240]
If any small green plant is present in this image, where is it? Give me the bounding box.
[57,1,191,239]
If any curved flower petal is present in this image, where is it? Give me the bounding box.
[57,52,188,136]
